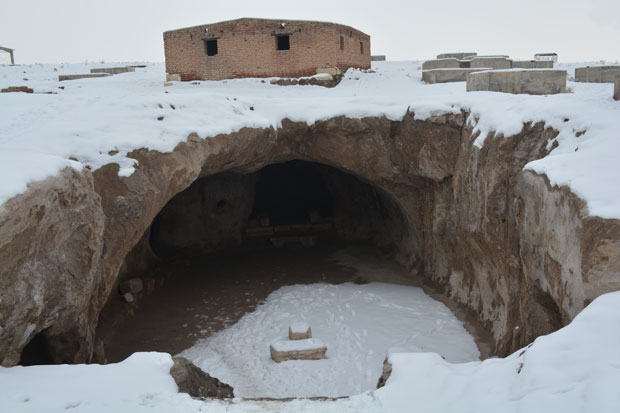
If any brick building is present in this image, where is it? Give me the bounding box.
[163,18,371,81]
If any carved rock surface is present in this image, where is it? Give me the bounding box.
[170,356,234,399]
[1,113,619,366]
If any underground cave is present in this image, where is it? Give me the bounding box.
[95,159,424,363]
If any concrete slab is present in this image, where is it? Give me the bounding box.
[467,69,567,95]
[270,338,327,363]
[59,73,111,81]
[512,60,554,69]
[371,55,386,61]
[422,58,461,71]
[423,68,492,84]
[90,66,135,74]
[615,78,620,101]
[574,66,620,83]
[437,52,477,60]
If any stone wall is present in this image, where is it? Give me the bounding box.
[422,58,461,71]
[1,114,620,366]
[437,52,476,60]
[615,78,620,101]
[467,70,567,95]
[163,18,371,81]
[423,68,489,84]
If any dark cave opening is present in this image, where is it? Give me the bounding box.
[19,330,54,366]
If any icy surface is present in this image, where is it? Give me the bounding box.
[2,292,620,412]
[179,282,480,398]
[289,321,310,335]
[1,61,620,218]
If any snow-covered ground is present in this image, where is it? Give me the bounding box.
[179,282,480,398]
[2,291,620,412]
[1,60,619,217]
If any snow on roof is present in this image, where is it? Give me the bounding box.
[1,60,619,218]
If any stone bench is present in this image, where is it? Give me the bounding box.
[466,69,567,95]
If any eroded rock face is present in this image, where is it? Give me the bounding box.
[1,113,619,366]
[170,356,234,399]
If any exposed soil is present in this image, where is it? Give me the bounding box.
[100,241,494,363]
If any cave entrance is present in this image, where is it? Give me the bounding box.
[98,160,410,362]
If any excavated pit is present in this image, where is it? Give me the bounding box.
[3,114,620,371]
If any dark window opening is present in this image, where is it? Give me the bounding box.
[205,39,218,56]
[340,36,344,51]
[360,41,364,54]
[19,330,54,366]
[217,200,227,209]
[277,35,290,51]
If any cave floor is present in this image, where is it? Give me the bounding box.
[100,242,493,363]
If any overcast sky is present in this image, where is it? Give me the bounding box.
[1,0,619,64]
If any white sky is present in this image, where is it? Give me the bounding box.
[1,0,619,64]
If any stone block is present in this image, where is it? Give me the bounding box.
[371,55,386,61]
[437,52,477,60]
[314,73,333,82]
[470,57,512,70]
[270,337,327,362]
[90,66,135,74]
[467,69,567,95]
[1,86,33,93]
[615,78,620,101]
[423,68,492,84]
[316,67,341,76]
[289,322,311,340]
[512,60,554,69]
[123,292,134,303]
[166,73,182,82]
[58,73,110,81]
[120,278,144,294]
[422,58,461,71]
[574,66,620,83]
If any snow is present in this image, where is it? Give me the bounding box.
[271,337,326,352]
[179,282,480,398]
[1,60,620,218]
[289,321,310,334]
[2,291,620,412]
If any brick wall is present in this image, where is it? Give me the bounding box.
[163,18,371,81]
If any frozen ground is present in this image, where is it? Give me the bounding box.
[1,60,620,217]
[2,291,619,412]
[179,282,480,398]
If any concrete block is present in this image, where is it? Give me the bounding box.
[422,58,461,71]
[120,278,144,294]
[467,69,567,95]
[289,322,311,340]
[270,337,327,363]
[470,57,512,70]
[574,66,620,83]
[437,52,477,60]
[58,73,111,81]
[423,68,492,84]
[166,73,182,82]
[90,66,135,74]
[371,55,386,61]
[512,60,554,69]
[615,78,620,101]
